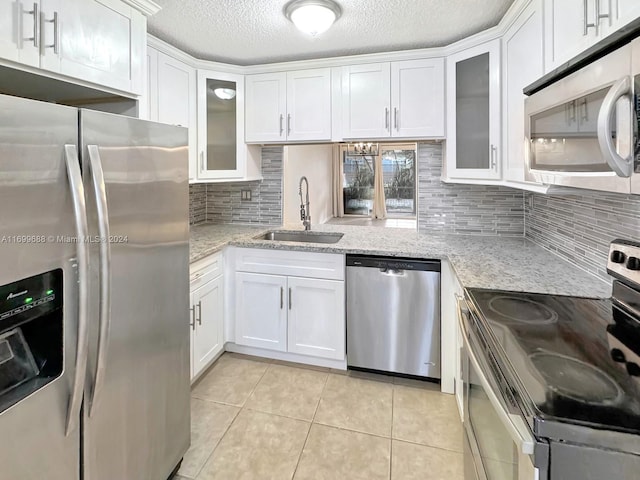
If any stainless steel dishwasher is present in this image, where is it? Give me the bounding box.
[346,255,441,379]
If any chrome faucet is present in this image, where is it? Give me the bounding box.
[299,176,311,231]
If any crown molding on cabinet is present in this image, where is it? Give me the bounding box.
[122,0,161,16]
[148,0,531,73]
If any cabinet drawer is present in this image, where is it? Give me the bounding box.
[190,252,223,288]
[235,248,344,281]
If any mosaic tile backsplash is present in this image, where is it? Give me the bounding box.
[525,190,640,282]
[189,146,283,226]
[417,142,525,236]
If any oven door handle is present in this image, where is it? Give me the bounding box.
[456,295,535,456]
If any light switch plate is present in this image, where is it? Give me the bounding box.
[241,190,251,201]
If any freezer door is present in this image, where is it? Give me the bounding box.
[0,95,82,479]
[80,111,190,480]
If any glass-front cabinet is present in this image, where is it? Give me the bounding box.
[197,69,261,181]
[445,39,502,181]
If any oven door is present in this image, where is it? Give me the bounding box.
[524,42,634,194]
[456,295,543,480]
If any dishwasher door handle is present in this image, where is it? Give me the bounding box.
[379,268,406,276]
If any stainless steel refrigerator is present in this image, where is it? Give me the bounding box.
[0,93,190,479]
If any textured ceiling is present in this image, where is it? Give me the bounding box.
[148,0,515,66]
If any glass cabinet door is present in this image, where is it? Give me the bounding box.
[446,39,502,180]
[197,70,246,179]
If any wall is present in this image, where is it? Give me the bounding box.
[283,145,334,226]
[525,191,640,282]
[417,142,525,235]
[189,146,283,226]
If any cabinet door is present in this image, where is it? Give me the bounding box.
[192,275,224,378]
[503,1,544,183]
[445,40,502,181]
[287,277,345,360]
[0,0,40,67]
[245,72,287,142]
[391,59,445,138]
[189,290,195,379]
[286,68,332,141]
[40,0,144,93]
[197,69,247,179]
[157,52,197,181]
[604,1,640,36]
[235,272,287,352]
[341,63,391,138]
[544,0,595,72]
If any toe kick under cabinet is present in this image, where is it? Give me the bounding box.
[233,248,345,364]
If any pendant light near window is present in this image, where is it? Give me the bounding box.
[284,0,342,36]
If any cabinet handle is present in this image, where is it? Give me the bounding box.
[279,114,284,136]
[27,3,39,48]
[596,0,610,26]
[287,114,291,135]
[583,0,598,35]
[569,100,577,122]
[200,151,205,172]
[394,107,398,130]
[385,108,389,130]
[288,287,292,310]
[490,144,498,170]
[190,306,196,331]
[44,11,59,54]
[196,301,202,325]
[280,286,284,309]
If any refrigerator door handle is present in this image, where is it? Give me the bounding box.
[86,145,112,418]
[63,144,90,436]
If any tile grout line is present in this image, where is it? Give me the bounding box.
[290,371,330,479]
[389,385,395,480]
[190,356,272,480]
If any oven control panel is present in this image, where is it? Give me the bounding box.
[608,240,640,288]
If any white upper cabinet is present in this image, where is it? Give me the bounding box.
[245,68,331,143]
[286,69,332,141]
[391,59,445,137]
[0,1,40,67]
[197,69,261,181]
[341,59,445,139]
[245,72,287,142]
[445,40,502,181]
[503,0,544,184]
[0,0,146,94]
[544,0,640,73]
[341,62,391,138]
[40,0,145,94]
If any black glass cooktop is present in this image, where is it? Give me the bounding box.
[466,288,640,435]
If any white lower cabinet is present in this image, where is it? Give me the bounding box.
[235,272,288,352]
[287,277,345,360]
[233,248,346,364]
[189,253,225,380]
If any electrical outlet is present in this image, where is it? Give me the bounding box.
[241,190,252,201]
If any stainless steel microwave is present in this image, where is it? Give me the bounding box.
[525,38,640,194]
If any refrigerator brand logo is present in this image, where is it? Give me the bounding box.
[7,290,28,300]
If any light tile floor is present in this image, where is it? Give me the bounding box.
[175,353,464,480]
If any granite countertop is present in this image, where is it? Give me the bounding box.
[190,223,611,298]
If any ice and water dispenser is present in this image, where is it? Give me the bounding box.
[0,269,63,413]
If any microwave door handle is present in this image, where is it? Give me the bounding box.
[597,76,633,177]
[86,145,112,418]
[457,296,535,456]
[63,145,90,436]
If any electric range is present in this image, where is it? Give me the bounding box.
[462,239,640,480]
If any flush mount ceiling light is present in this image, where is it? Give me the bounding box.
[284,0,342,36]
[213,87,236,100]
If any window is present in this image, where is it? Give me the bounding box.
[340,143,417,218]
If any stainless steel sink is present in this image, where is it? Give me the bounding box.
[257,231,344,244]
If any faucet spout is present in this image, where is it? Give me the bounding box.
[299,176,311,231]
